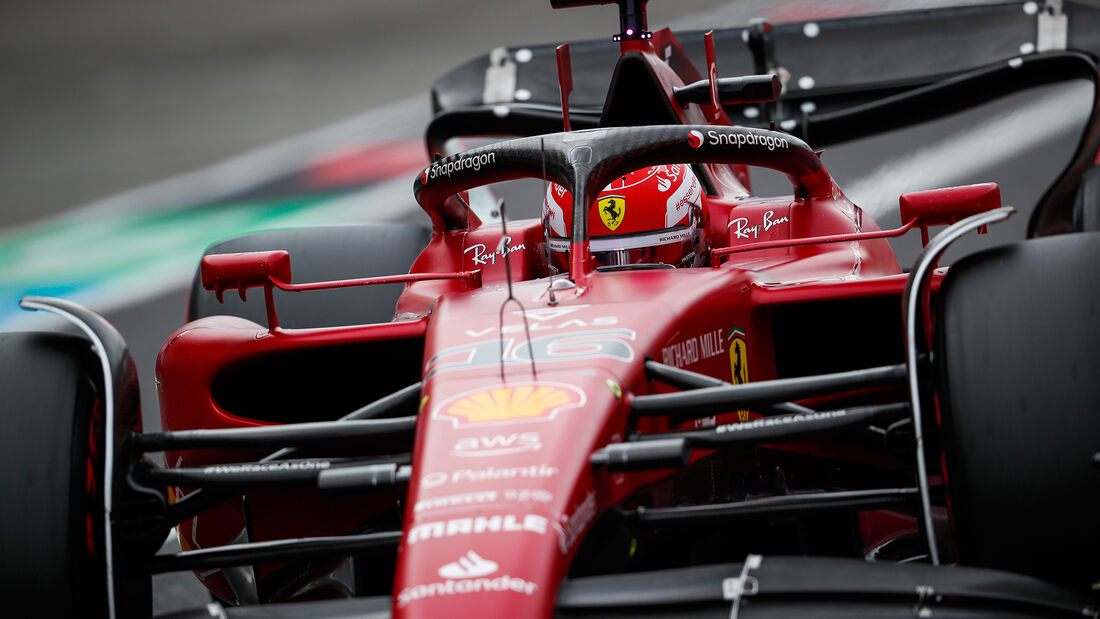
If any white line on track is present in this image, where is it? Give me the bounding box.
[0,95,429,240]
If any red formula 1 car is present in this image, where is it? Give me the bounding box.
[2,1,1098,617]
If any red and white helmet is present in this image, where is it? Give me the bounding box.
[543,164,706,270]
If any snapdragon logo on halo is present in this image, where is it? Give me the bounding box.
[706,129,788,151]
[423,151,497,182]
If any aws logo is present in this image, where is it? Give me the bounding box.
[598,195,626,231]
[434,383,585,427]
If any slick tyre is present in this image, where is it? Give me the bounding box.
[935,232,1100,587]
[0,332,112,617]
[187,224,431,327]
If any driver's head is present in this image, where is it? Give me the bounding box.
[543,164,706,270]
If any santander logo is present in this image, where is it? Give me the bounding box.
[438,551,498,579]
[688,129,704,148]
[396,550,538,608]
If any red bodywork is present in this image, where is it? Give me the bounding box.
[154,26,985,618]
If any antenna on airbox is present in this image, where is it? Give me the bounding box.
[549,0,652,43]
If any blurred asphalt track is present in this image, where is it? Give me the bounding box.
[0,0,1091,615]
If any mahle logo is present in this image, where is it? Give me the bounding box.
[435,383,585,427]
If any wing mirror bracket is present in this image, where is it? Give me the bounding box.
[200,250,291,329]
[899,183,1002,246]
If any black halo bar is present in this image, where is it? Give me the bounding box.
[146,530,402,574]
[644,360,816,416]
[627,488,919,525]
[634,402,910,448]
[136,458,412,491]
[159,382,421,528]
[131,416,416,452]
[633,363,907,421]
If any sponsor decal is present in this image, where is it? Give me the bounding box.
[555,490,596,554]
[423,151,497,182]
[451,432,542,457]
[420,464,559,489]
[606,378,622,399]
[728,328,749,385]
[688,130,705,149]
[396,551,537,608]
[439,550,498,579]
[414,489,554,514]
[434,383,585,427]
[202,461,330,474]
[665,169,701,227]
[544,185,567,237]
[715,410,848,434]
[415,491,498,513]
[661,328,724,369]
[406,512,549,544]
[463,308,620,338]
[729,327,751,421]
[598,195,626,231]
[425,330,637,377]
[730,210,790,240]
[514,305,586,322]
[707,130,789,151]
[464,235,526,266]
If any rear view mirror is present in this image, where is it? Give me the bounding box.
[899,183,1001,245]
[200,250,292,302]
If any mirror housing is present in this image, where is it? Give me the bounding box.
[899,183,1001,245]
[200,250,291,303]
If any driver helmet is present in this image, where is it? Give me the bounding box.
[543,163,706,270]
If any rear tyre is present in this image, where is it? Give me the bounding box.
[935,232,1100,587]
[0,332,120,616]
[187,224,431,327]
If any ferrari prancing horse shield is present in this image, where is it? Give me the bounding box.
[598,195,626,231]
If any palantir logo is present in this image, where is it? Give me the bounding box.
[688,130,704,149]
[438,551,499,579]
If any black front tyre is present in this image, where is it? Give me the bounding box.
[935,232,1100,588]
[0,331,149,617]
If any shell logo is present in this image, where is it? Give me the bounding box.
[435,383,586,427]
